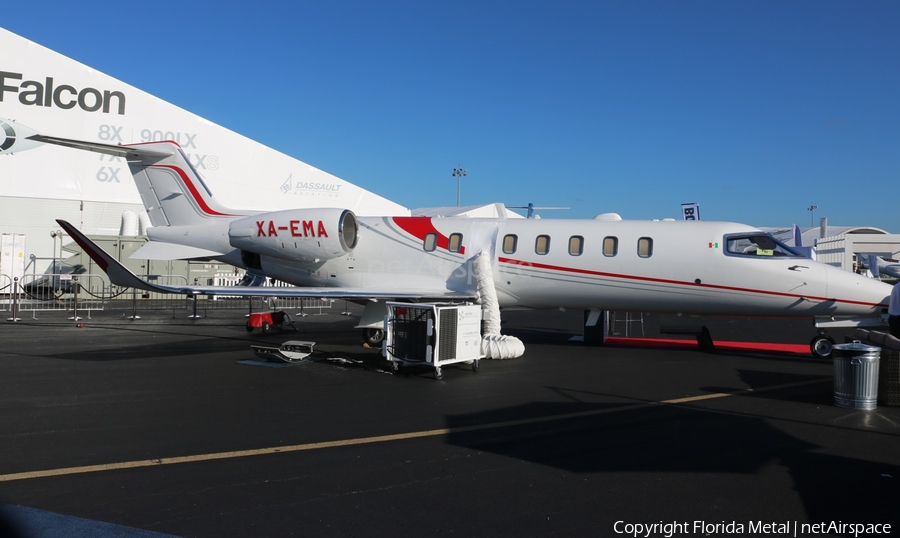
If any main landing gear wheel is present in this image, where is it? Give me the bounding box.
[810,335,835,359]
[363,328,385,346]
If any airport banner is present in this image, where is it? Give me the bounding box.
[681,203,700,221]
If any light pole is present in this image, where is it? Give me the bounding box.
[807,205,818,227]
[453,167,467,206]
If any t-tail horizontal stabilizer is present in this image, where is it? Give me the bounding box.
[28,134,170,159]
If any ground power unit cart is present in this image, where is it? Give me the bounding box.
[383,302,484,379]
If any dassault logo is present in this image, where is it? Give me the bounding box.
[296,181,341,192]
[280,174,343,194]
[0,71,126,115]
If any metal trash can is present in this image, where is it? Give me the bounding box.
[832,342,880,410]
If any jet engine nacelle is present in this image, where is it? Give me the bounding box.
[228,208,358,263]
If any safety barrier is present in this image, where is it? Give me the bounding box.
[2,273,336,319]
[205,272,335,314]
[107,275,191,313]
[9,274,108,319]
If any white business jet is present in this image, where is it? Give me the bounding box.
[29,134,891,358]
[869,255,900,280]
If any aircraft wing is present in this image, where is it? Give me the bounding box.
[57,220,477,301]
[879,264,900,279]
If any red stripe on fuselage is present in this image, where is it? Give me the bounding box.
[498,257,884,308]
[391,217,465,255]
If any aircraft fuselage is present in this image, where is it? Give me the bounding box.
[221,215,890,319]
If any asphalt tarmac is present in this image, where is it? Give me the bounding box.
[0,306,897,537]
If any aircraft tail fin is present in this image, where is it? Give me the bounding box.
[30,135,244,227]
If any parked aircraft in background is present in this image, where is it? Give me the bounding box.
[30,134,892,359]
[869,255,900,280]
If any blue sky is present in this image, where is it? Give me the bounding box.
[5,1,899,231]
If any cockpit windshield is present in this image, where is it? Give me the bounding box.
[725,233,802,258]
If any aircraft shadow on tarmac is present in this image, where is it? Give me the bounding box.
[42,337,251,362]
[700,368,831,404]
[443,385,899,525]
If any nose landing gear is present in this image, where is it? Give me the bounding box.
[810,334,835,359]
[363,327,385,346]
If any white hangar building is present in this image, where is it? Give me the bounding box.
[765,219,900,275]
[0,27,408,282]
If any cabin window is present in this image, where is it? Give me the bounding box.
[448,233,463,253]
[423,233,437,252]
[637,237,653,258]
[603,236,618,257]
[568,236,584,256]
[535,235,551,255]
[725,234,801,258]
[502,234,518,254]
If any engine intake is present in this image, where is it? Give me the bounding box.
[229,208,358,263]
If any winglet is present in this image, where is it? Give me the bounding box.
[56,220,163,293]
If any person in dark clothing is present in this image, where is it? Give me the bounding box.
[890,283,900,339]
